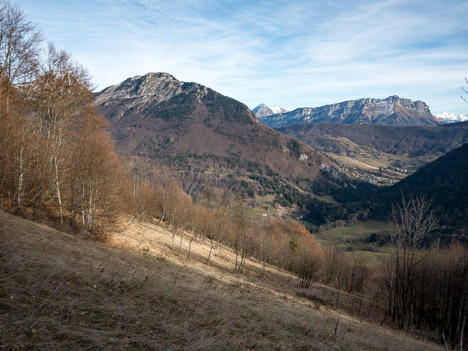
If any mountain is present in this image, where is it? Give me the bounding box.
[259,96,441,128]
[96,73,349,208]
[436,112,468,123]
[278,122,468,185]
[252,103,288,117]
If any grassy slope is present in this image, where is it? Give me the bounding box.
[314,220,393,265]
[314,220,391,243]
[0,212,438,350]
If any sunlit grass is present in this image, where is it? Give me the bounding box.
[314,220,391,243]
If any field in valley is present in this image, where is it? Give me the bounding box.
[314,220,393,265]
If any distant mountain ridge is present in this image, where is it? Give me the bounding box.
[436,112,468,123]
[252,103,288,117]
[259,96,441,128]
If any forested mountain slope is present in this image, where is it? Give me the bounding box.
[371,142,468,230]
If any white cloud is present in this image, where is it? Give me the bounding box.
[19,0,468,114]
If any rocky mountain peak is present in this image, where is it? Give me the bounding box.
[95,72,208,108]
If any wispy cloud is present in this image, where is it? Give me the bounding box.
[19,0,468,114]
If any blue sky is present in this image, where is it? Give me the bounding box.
[18,0,468,114]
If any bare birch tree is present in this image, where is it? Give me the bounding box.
[233,196,249,274]
[386,194,438,329]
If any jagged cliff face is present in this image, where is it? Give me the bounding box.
[96,73,190,104]
[96,73,211,123]
[95,73,347,199]
[259,96,441,128]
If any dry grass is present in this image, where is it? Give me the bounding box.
[0,211,440,350]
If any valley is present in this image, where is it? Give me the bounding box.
[0,66,466,351]
[313,219,393,265]
[277,121,468,185]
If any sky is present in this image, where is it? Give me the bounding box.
[17,0,468,115]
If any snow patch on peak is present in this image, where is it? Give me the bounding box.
[271,105,288,114]
[252,104,288,117]
[436,112,468,123]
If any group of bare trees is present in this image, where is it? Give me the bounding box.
[0,1,128,234]
[379,195,467,347]
[131,168,328,278]
[132,168,371,298]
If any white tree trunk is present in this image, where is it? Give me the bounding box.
[54,155,63,224]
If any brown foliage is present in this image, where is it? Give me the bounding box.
[0,6,130,235]
[68,112,130,233]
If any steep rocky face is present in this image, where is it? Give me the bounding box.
[96,73,348,201]
[259,96,441,128]
[96,73,213,123]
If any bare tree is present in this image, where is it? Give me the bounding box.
[30,43,93,224]
[187,205,210,259]
[390,194,438,250]
[385,194,438,329]
[68,112,129,234]
[0,0,42,86]
[233,196,248,274]
[0,1,130,234]
[0,1,42,209]
[206,204,229,263]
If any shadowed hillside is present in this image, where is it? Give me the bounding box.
[373,142,468,230]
